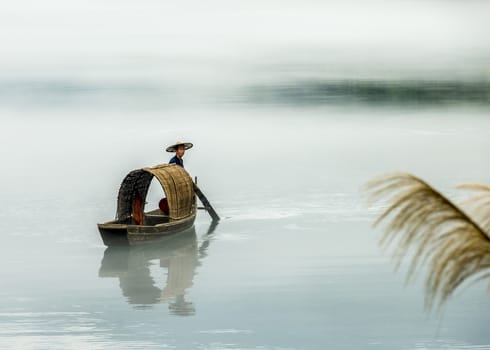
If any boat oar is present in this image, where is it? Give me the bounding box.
[193,178,220,221]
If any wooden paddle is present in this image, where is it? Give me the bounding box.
[194,177,220,221]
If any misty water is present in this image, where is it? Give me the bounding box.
[2,1,490,349]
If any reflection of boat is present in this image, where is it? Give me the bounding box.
[97,164,197,246]
[99,227,204,315]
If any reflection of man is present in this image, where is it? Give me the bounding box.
[166,141,193,168]
[160,239,198,316]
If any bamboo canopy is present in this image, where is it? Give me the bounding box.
[116,164,195,221]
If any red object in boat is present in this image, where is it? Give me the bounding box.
[159,198,169,215]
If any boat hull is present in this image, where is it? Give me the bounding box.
[98,211,196,246]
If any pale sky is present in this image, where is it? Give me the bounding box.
[0,0,489,82]
[1,1,489,59]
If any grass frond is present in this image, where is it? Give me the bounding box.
[365,173,490,309]
[457,183,490,233]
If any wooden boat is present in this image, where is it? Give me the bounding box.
[98,164,198,246]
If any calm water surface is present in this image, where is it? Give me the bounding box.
[1,106,489,349]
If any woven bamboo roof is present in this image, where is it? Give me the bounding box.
[116,164,195,220]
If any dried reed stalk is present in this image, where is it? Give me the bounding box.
[365,173,490,309]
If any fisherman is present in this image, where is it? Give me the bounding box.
[166,141,193,168]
